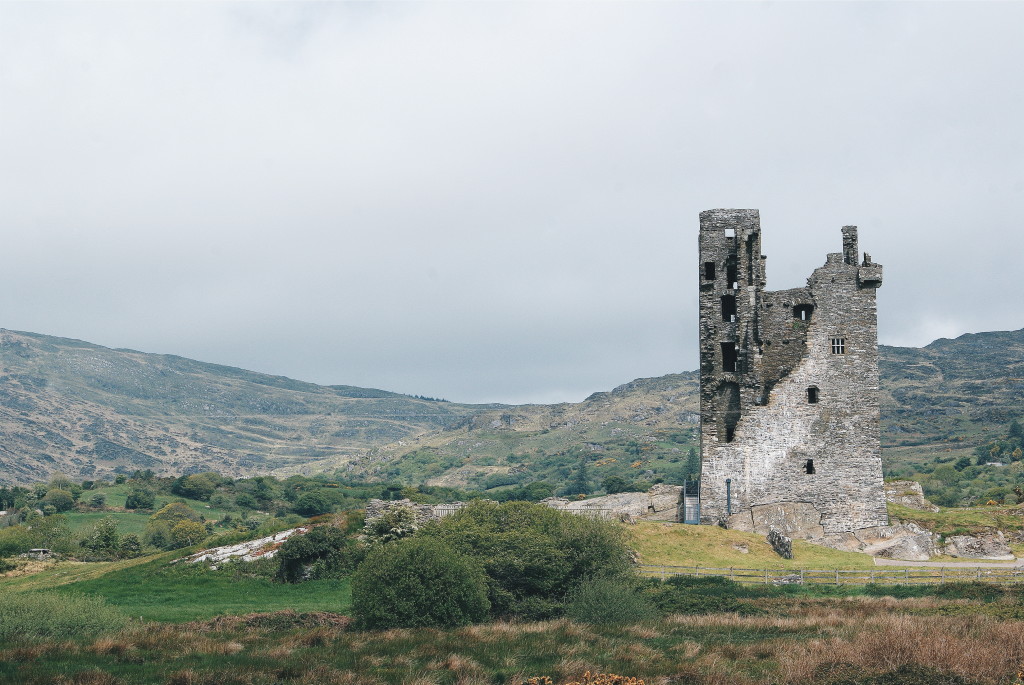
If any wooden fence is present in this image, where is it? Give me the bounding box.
[637,564,1024,586]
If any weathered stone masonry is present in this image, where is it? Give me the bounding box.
[697,209,887,535]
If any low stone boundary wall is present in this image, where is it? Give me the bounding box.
[637,564,1024,586]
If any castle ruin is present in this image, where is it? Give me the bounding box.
[697,209,887,536]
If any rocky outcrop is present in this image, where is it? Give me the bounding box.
[809,522,935,561]
[542,484,683,521]
[941,533,1015,561]
[767,529,793,559]
[884,480,940,512]
[727,502,825,539]
[177,526,310,566]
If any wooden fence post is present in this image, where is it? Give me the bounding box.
[835,569,840,586]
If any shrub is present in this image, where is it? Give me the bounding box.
[566,575,656,624]
[41,489,75,513]
[171,474,217,501]
[363,505,418,544]
[170,520,209,548]
[276,526,364,583]
[0,592,128,641]
[151,502,202,524]
[418,500,631,618]
[644,575,763,616]
[0,525,32,557]
[125,487,155,510]
[352,537,489,629]
[80,516,121,559]
[119,533,142,558]
[293,491,332,517]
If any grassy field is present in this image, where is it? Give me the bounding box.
[628,521,879,570]
[1,554,351,623]
[887,502,1024,536]
[62,484,240,537]
[1,595,1023,684]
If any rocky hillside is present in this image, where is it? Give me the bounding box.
[0,326,1022,488]
[0,330,487,484]
[879,328,1024,472]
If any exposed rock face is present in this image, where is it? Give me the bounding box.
[767,528,793,559]
[884,480,940,512]
[542,484,683,521]
[177,527,310,565]
[808,522,937,561]
[942,533,1015,561]
[807,523,1018,562]
[726,501,825,538]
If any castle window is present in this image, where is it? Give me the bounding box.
[725,256,738,289]
[804,459,815,474]
[704,262,716,280]
[721,295,737,322]
[831,338,845,354]
[793,304,814,321]
[724,228,735,238]
[807,386,819,404]
[720,342,738,372]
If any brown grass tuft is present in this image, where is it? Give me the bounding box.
[52,670,122,685]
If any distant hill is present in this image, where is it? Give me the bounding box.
[0,329,488,484]
[0,327,1021,488]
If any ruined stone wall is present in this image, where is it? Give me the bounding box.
[697,209,887,535]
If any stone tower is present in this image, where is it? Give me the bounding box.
[697,209,887,536]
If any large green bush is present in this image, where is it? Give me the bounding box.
[351,537,489,629]
[276,525,364,583]
[417,500,632,618]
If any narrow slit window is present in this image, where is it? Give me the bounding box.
[704,262,716,280]
[725,256,738,289]
[807,387,819,404]
[831,338,845,354]
[721,295,737,322]
[720,342,737,372]
[804,459,815,474]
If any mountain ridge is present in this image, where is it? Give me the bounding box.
[0,326,1021,487]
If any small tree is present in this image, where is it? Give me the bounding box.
[293,491,332,517]
[352,537,489,629]
[41,489,75,513]
[363,506,418,545]
[119,534,142,558]
[170,520,208,548]
[125,487,156,510]
[81,516,120,559]
[684,447,701,482]
[276,526,363,583]
[89,493,106,508]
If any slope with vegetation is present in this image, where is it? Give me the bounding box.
[1,327,1023,506]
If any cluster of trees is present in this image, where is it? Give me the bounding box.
[889,420,1024,507]
[975,420,1024,466]
[265,500,635,629]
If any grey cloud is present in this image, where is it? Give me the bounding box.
[1,2,1022,404]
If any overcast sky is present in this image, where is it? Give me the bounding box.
[2,2,1023,405]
